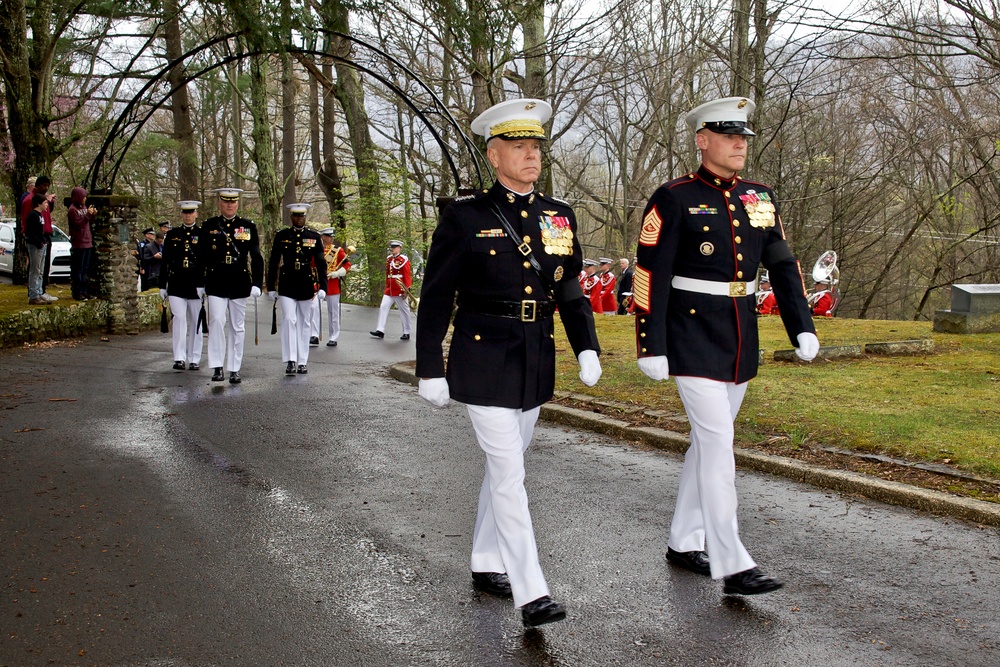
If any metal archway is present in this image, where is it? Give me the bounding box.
[85,29,490,195]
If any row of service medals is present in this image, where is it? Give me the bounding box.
[741,191,776,229]
[539,213,573,256]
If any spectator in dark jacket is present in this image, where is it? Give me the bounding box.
[67,186,97,300]
[140,228,162,291]
[20,175,57,292]
[25,195,55,305]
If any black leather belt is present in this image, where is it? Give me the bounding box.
[461,299,556,322]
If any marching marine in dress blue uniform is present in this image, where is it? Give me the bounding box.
[635,97,819,595]
[416,98,601,628]
[160,200,206,371]
[200,188,265,384]
[267,203,327,375]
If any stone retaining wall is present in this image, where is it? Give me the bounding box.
[0,293,161,348]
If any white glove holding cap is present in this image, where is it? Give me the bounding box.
[577,350,602,386]
[795,332,820,361]
[159,289,167,301]
[196,287,205,299]
[638,355,670,381]
[418,377,450,407]
[250,286,261,298]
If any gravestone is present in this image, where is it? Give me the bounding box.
[933,284,1000,333]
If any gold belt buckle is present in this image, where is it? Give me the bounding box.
[729,282,746,297]
[517,241,531,256]
[520,300,537,322]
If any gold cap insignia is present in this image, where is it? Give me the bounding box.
[738,99,748,109]
[700,242,714,256]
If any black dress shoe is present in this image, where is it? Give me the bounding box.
[666,547,711,576]
[400,333,410,341]
[521,596,566,628]
[285,361,296,375]
[172,360,186,370]
[188,363,199,371]
[723,567,784,596]
[211,367,224,382]
[471,571,512,598]
[326,340,337,347]
[309,336,319,346]
[229,371,242,384]
[296,365,307,374]
[369,330,384,338]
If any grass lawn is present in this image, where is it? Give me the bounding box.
[554,314,1000,480]
[0,281,75,316]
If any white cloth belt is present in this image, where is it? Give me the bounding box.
[671,276,757,297]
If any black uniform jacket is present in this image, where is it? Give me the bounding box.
[200,215,264,299]
[266,226,327,301]
[634,165,814,384]
[161,224,204,299]
[416,182,600,410]
[617,267,634,300]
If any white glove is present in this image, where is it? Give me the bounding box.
[332,267,346,279]
[250,286,261,298]
[577,349,602,386]
[159,289,167,301]
[196,287,205,299]
[317,290,326,300]
[638,355,670,381]
[269,290,278,301]
[418,377,450,407]
[795,332,820,361]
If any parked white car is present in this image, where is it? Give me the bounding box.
[0,219,72,279]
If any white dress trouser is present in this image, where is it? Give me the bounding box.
[466,404,549,608]
[207,296,247,372]
[168,296,203,364]
[375,294,411,334]
[669,376,756,579]
[310,294,341,342]
[279,295,315,365]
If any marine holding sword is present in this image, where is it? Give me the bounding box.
[415,98,602,628]
[199,187,264,384]
[160,199,207,371]
[267,203,327,375]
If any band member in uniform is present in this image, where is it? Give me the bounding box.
[808,279,834,317]
[416,98,602,628]
[370,240,413,340]
[200,187,264,384]
[160,200,206,370]
[597,257,617,314]
[313,228,350,347]
[634,97,819,596]
[268,203,326,374]
[756,274,778,315]
[617,257,634,314]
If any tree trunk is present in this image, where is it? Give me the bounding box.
[248,53,282,237]
[281,50,296,222]
[520,0,552,192]
[163,0,199,200]
[730,0,752,97]
[323,0,386,304]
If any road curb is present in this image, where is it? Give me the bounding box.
[390,361,1000,528]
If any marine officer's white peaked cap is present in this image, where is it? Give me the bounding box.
[320,228,335,236]
[471,99,552,141]
[685,97,756,136]
[598,257,613,265]
[583,258,598,266]
[389,240,404,247]
[286,202,312,214]
[177,200,201,212]
[214,187,244,201]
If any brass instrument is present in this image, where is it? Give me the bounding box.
[331,244,356,273]
[394,277,419,312]
[807,250,840,311]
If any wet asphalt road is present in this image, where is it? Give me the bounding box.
[2,303,999,667]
